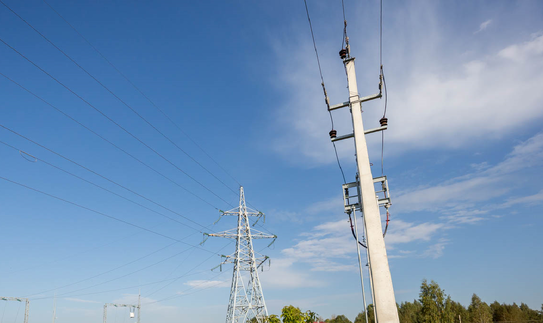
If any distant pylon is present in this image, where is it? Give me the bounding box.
[206,187,276,323]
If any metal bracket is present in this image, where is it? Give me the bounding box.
[331,126,388,143]
[328,92,382,111]
[342,175,392,214]
[342,181,361,213]
[373,176,392,208]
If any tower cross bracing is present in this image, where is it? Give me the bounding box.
[207,187,276,323]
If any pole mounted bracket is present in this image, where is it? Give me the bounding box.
[342,175,392,214]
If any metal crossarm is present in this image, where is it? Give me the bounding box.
[205,187,275,323]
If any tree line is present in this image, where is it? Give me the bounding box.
[255,279,542,323]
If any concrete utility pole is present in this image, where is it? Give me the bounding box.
[344,55,399,323]
[0,297,29,323]
[330,48,400,321]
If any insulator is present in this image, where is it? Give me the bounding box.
[339,48,347,59]
[329,129,337,139]
[379,117,388,127]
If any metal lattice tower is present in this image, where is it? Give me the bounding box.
[206,187,276,323]
[0,297,29,323]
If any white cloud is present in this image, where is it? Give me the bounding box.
[184,280,229,289]
[259,258,326,289]
[271,8,543,165]
[394,132,543,217]
[64,297,100,304]
[500,190,543,208]
[474,19,492,34]
[422,239,449,259]
[385,220,446,246]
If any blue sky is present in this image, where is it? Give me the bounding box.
[0,0,542,322]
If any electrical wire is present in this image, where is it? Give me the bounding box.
[30,240,233,301]
[0,139,211,234]
[0,175,218,255]
[34,269,209,300]
[144,241,233,298]
[349,213,367,249]
[0,73,221,212]
[0,0,239,199]
[1,302,6,322]
[50,245,197,299]
[0,37,235,209]
[0,124,218,232]
[41,0,243,189]
[25,242,177,298]
[13,304,20,323]
[0,223,162,276]
[303,0,325,86]
[303,0,347,184]
[141,270,229,305]
[341,0,348,49]
[380,70,387,176]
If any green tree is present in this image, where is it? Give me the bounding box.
[328,314,351,323]
[305,310,318,323]
[490,301,505,322]
[398,300,422,323]
[281,305,305,323]
[467,294,492,323]
[450,300,467,323]
[520,302,541,320]
[419,279,450,323]
[354,312,366,323]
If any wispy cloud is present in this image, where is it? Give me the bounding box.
[64,298,100,304]
[184,280,230,289]
[395,132,543,219]
[271,5,543,166]
[474,19,492,34]
[422,239,449,259]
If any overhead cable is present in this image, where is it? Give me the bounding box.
[41,0,243,189]
[303,0,347,184]
[26,242,179,298]
[0,0,239,199]
[0,175,218,255]
[0,123,217,229]
[0,140,212,233]
[0,36,234,209]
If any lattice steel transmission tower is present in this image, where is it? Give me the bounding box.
[206,187,276,323]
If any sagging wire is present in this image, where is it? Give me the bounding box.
[349,212,367,249]
[303,0,347,184]
[380,66,387,176]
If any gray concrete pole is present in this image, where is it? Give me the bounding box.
[344,57,399,323]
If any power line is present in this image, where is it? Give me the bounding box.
[48,244,197,299]
[142,270,229,305]
[0,139,211,233]
[41,0,243,189]
[0,123,216,230]
[302,0,347,184]
[0,223,164,277]
[0,175,218,255]
[0,0,239,200]
[303,0,325,86]
[144,240,234,298]
[26,242,179,298]
[0,36,235,209]
[33,269,210,300]
[0,72,221,211]
[30,241,233,301]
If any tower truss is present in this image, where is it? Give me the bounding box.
[206,187,276,323]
